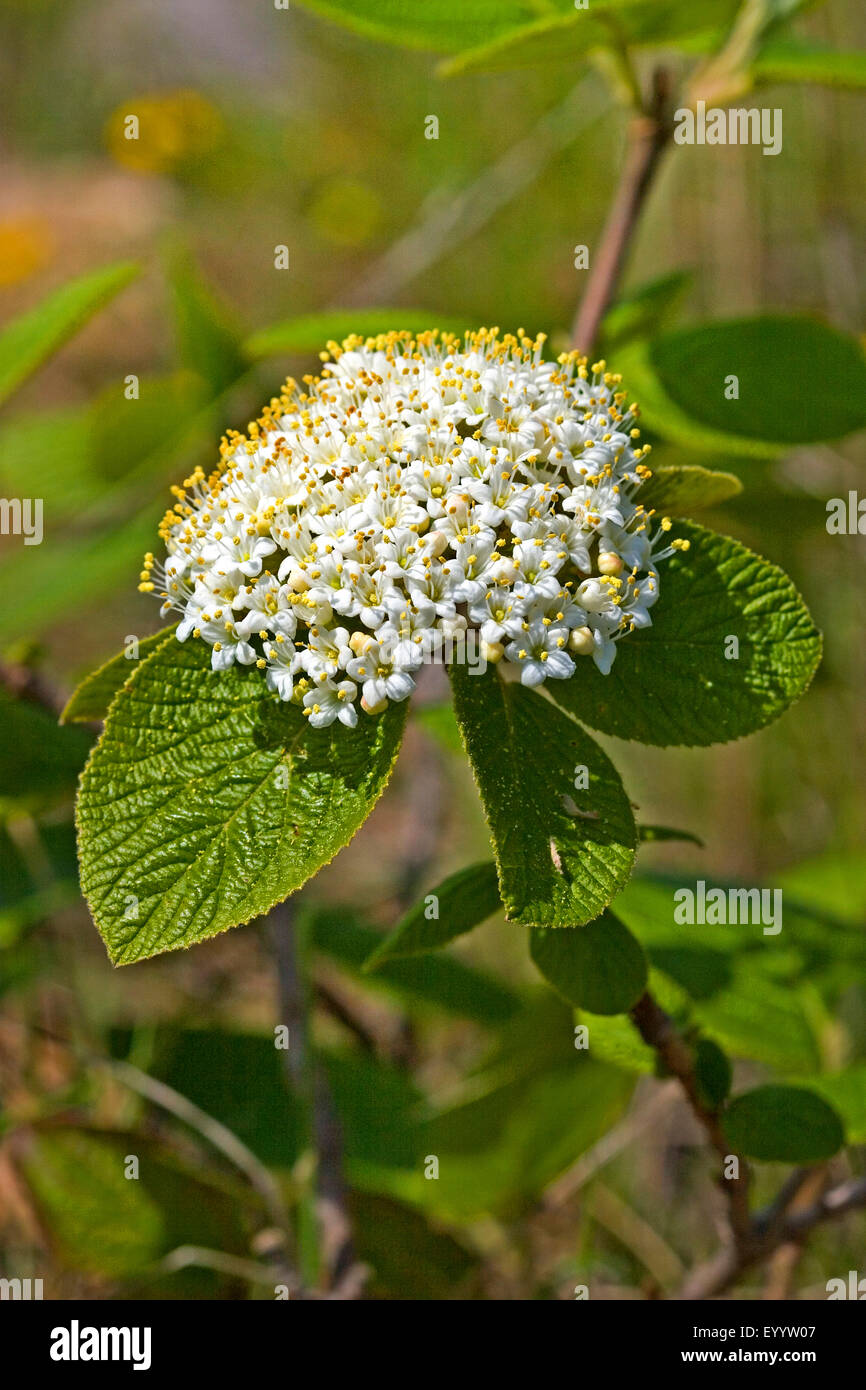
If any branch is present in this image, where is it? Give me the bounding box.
[629,990,752,1249]
[571,67,673,355]
[679,1174,866,1301]
[268,898,362,1295]
[630,995,866,1298]
[631,995,750,1256]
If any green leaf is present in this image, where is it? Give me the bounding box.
[579,1008,655,1072]
[696,978,822,1074]
[638,824,704,847]
[529,911,648,1015]
[545,521,821,747]
[617,339,780,457]
[0,690,93,806]
[753,37,866,90]
[613,875,861,1070]
[168,250,247,395]
[599,271,692,354]
[289,0,576,54]
[351,1193,478,1299]
[633,464,743,514]
[0,262,139,408]
[365,861,501,968]
[440,0,742,76]
[651,316,866,445]
[409,1059,634,1218]
[17,1126,254,1283]
[723,1085,845,1162]
[244,309,469,360]
[306,904,521,1023]
[778,851,866,926]
[694,1038,732,1108]
[77,637,407,964]
[449,665,636,927]
[805,1068,866,1145]
[577,966,691,1072]
[413,700,464,754]
[61,628,177,724]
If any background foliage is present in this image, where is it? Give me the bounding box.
[1,0,865,1300]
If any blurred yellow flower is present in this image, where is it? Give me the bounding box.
[105,90,223,175]
[308,178,383,248]
[0,217,54,287]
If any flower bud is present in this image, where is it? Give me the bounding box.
[569,626,594,656]
[481,640,504,664]
[597,551,623,576]
[361,694,388,715]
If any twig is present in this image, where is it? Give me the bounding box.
[629,990,752,1249]
[629,993,866,1299]
[762,1168,828,1300]
[679,1174,866,1301]
[268,898,360,1294]
[160,1244,285,1287]
[270,898,310,1093]
[571,67,673,355]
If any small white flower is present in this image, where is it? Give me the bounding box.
[303,678,359,729]
[505,619,575,687]
[345,640,416,707]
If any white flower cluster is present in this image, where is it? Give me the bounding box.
[141,329,689,729]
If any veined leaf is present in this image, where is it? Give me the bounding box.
[244,309,469,360]
[633,464,742,514]
[365,860,501,968]
[545,521,821,747]
[0,262,139,408]
[449,666,636,927]
[530,910,648,1015]
[62,628,177,724]
[77,637,407,963]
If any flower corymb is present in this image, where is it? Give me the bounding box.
[141,328,689,728]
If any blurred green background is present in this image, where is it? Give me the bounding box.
[1,0,865,1300]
